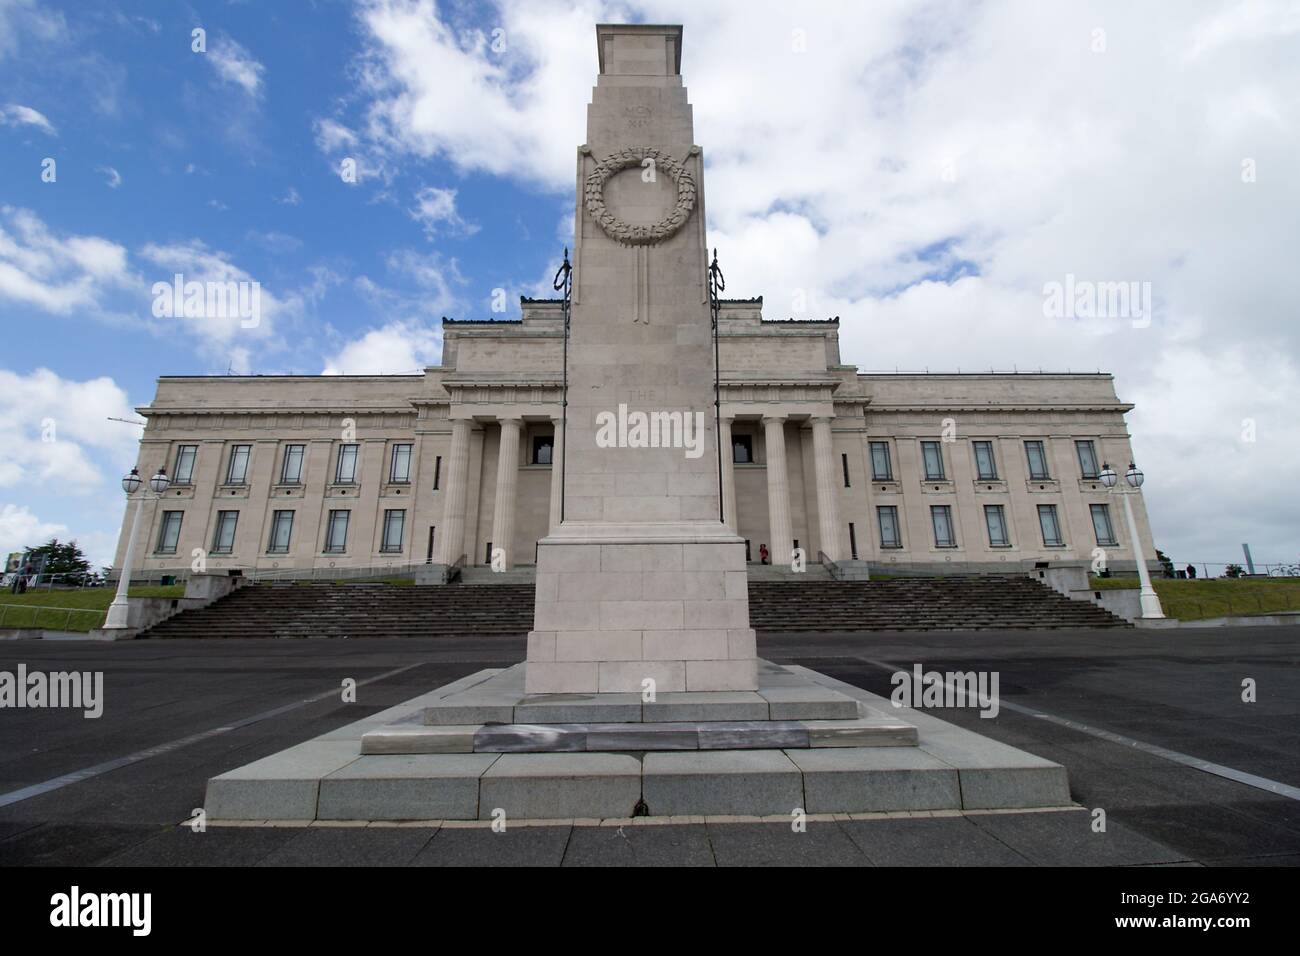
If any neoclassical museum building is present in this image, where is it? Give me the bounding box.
[114,298,1157,579]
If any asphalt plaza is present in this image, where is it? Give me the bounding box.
[0,626,1297,867]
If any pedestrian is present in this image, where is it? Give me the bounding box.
[759,543,769,565]
[1185,563,1196,579]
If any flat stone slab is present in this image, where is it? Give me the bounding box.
[417,660,861,725]
[205,662,1071,820]
[480,753,642,820]
[643,750,803,816]
[361,714,916,755]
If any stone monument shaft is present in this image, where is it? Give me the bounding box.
[525,24,757,695]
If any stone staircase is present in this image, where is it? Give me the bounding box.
[139,582,534,639]
[141,573,1127,639]
[748,575,1131,630]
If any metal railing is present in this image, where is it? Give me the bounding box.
[0,603,106,631]
[242,563,423,584]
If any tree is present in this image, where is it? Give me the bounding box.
[23,538,92,581]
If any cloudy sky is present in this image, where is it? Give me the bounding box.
[1,0,1296,570]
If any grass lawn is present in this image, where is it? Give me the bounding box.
[1089,576,1300,621]
[0,585,186,632]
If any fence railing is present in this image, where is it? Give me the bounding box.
[242,563,423,583]
[0,603,106,631]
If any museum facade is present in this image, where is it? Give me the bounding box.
[115,298,1157,579]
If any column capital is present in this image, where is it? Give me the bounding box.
[761,414,788,426]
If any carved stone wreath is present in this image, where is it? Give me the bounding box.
[583,146,696,246]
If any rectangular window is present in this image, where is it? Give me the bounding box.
[389,443,413,483]
[1025,440,1051,480]
[973,441,998,480]
[877,506,902,549]
[984,504,1009,547]
[433,455,442,490]
[532,435,553,465]
[1038,504,1064,547]
[174,445,197,485]
[1076,440,1100,479]
[931,505,956,548]
[225,445,251,485]
[841,453,851,487]
[921,441,946,481]
[280,444,305,484]
[335,444,359,484]
[381,509,406,552]
[324,510,349,553]
[1090,503,1117,546]
[733,434,754,464]
[156,511,183,553]
[848,522,858,560]
[267,510,294,553]
[212,511,238,554]
[869,441,893,481]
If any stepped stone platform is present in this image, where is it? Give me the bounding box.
[205,661,1072,821]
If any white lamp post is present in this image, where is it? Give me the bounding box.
[1098,461,1164,619]
[104,465,171,630]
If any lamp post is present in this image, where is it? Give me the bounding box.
[1098,461,1164,619]
[104,465,171,630]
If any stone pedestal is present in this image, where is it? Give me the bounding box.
[525,24,757,693]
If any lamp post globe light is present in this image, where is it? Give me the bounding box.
[104,465,171,630]
[1100,460,1164,619]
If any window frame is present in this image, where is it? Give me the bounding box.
[973,440,998,481]
[335,444,359,485]
[1076,440,1100,479]
[732,434,754,464]
[267,510,294,554]
[381,508,406,553]
[921,440,946,481]
[324,509,350,553]
[1037,504,1064,547]
[877,505,902,549]
[389,442,413,484]
[225,445,251,485]
[531,435,554,466]
[930,504,957,548]
[984,504,1010,547]
[280,444,305,485]
[212,510,239,554]
[156,511,183,554]
[1025,440,1051,481]
[1090,503,1118,546]
[869,441,893,481]
[173,445,197,485]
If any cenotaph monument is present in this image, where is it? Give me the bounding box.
[524,23,756,695]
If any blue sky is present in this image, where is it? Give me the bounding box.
[2,0,1298,569]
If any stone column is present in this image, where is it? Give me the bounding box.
[719,415,737,531]
[548,414,564,532]
[811,416,841,561]
[763,415,793,566]
[491,417,522,568]
[438,419,471,566]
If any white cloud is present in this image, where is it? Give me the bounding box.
[0,0,65,62]
[207,35,265,97]
[0,504,69,556]
[0,206,133,313]
[0,368,139,495]
[138,240,295,372]
[0,102,55,134]
[277,186,302,205]
[97,164,122,188]
[322,319,443,375]
[409,185,476,237]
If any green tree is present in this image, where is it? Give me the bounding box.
[23,538,92,580]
